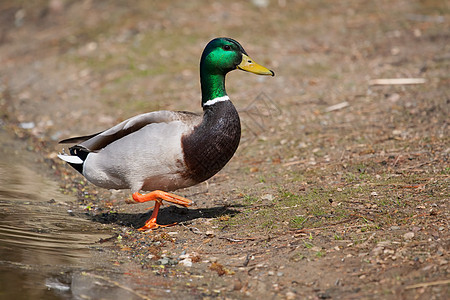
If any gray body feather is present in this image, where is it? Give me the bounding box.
[60,110,202,193]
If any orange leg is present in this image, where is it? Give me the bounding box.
[132,190,193,231]
[137,200,170,231]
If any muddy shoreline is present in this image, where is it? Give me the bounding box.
[1,1,448,299]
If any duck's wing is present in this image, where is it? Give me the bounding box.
[59,132,103,144]
[59,110,201,152]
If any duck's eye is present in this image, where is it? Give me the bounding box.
[223,45,231,51]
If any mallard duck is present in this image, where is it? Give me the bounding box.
[58,37,274,231]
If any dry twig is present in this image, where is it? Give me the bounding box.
[369,78,426,85]
[405,279,450,290]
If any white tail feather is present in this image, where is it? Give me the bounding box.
[57,154,83,164]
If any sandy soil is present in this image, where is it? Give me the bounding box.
[0,0,448,299]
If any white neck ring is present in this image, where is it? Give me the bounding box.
[203,95,230,107]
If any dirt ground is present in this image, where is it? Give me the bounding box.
[0,0,448,299]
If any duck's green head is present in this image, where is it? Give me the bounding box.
[201,37,274,76]
[200,37,274,104]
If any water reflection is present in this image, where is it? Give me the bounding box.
[0,129,110,300]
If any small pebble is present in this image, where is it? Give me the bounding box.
[261,194,274,201]
[179,253,190,259]
[286,291,296,300]
[372,247,383,256]
[45,278,70,292]
[157,258,170,265]
[403,232,414,240]
[251,0,269,8]
[318,291,332,299]
[179,258,192,267]
[19,122,35,129]
[233,280,243,291]
[205,230,215,236]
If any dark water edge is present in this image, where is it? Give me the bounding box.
[0,128,114,300]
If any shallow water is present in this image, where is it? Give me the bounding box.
[0,129,113,300]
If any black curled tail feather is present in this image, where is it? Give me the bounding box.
[68,146,90,174]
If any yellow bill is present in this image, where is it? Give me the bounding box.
[237,54,274,76]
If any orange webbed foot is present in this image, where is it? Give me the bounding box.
[132,190,193,207]
[132,191,193,232]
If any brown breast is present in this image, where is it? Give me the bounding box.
[181,100,241,184]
